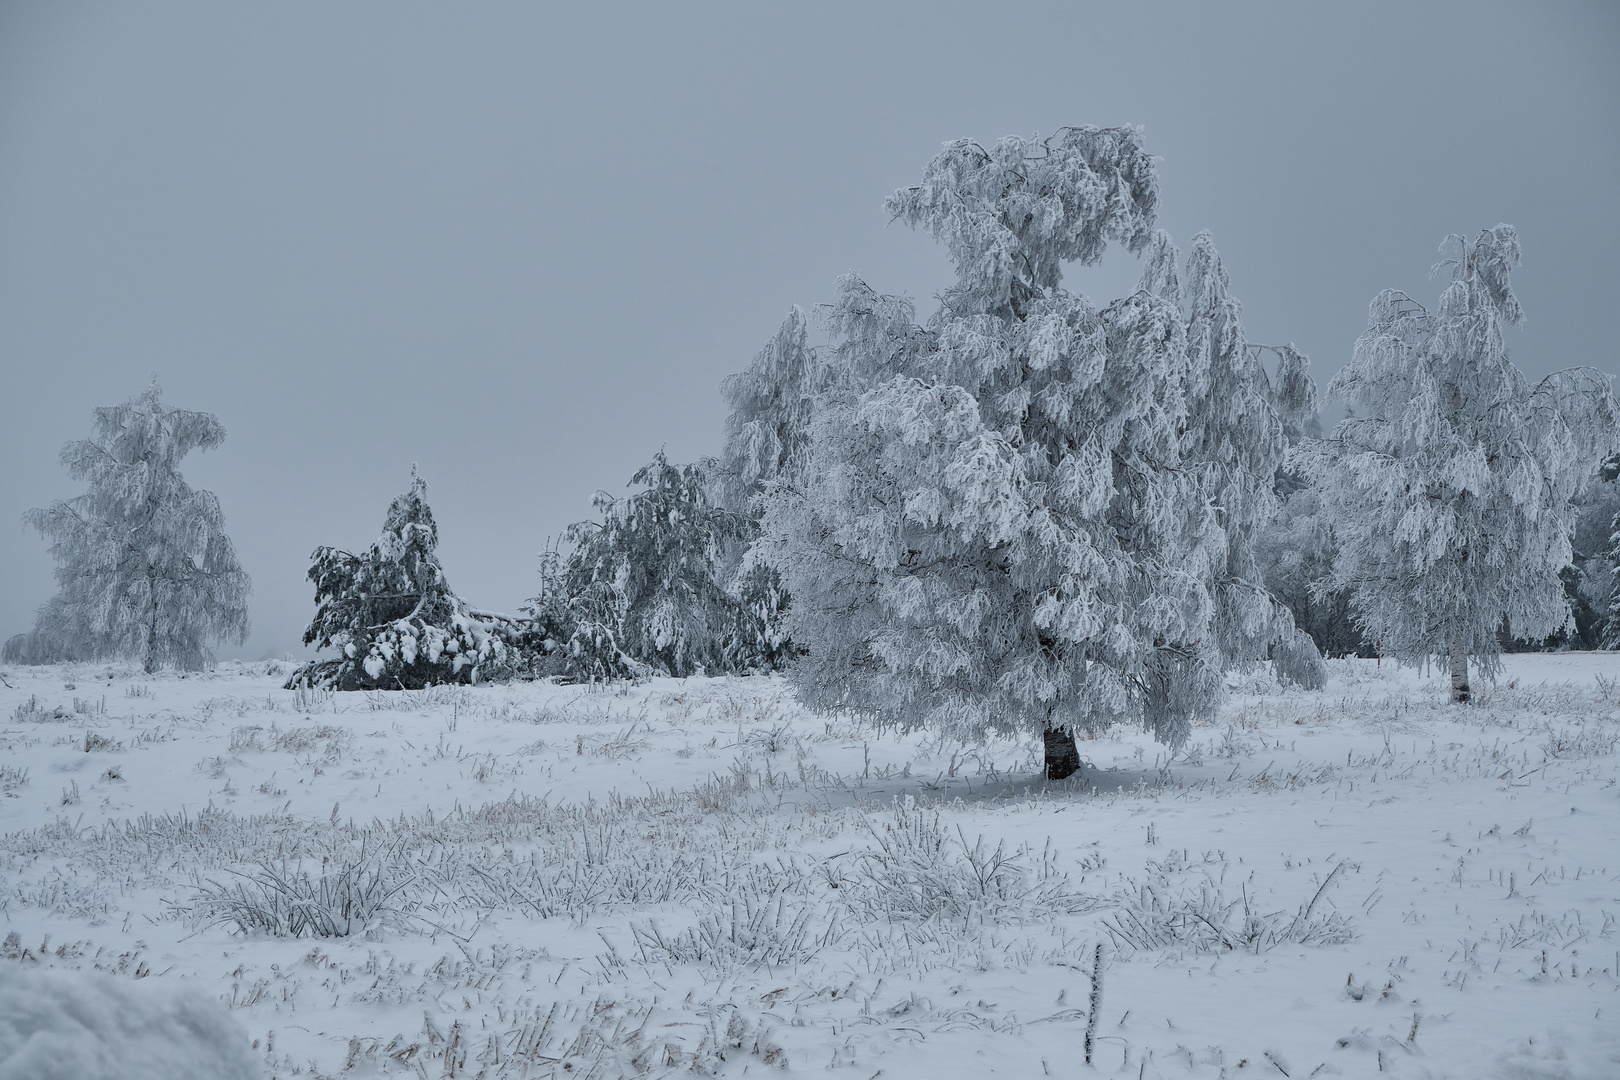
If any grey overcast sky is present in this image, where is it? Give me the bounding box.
[2,1,1617,660]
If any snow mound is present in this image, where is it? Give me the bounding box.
[1491,1028,1620,1080]
[0,966,259,1080]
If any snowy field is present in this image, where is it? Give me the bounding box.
[1,656,1617,1079]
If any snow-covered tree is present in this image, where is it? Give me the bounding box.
[538,453,787,681]
[715,306,820,515]
[9,381,250,672]
[1248,343,1370,659]
[287,470,516,690]
[1554,469,1617,649]
[1311,227,1618,700]
[745,128,1313,769]
[1577,453,1620,648]
[1255,484,1368,659]
[1145,233,1326,686]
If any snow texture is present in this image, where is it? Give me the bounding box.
[0,965,258,1080]
[2,655,1617,1078]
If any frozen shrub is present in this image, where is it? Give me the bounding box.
[1273,627,1328,690]
[1103,850,1356,955]
[831,798,1092,923]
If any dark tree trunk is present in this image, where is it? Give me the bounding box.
[1044,727,1081,780]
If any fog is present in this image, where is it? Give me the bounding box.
[2,1,1615,659]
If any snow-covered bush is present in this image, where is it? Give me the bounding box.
[11,380,250,672]
[0,965,259,1080]
[1309,227,1619,700]
[286,470,518,690]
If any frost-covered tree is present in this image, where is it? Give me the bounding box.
[1311,227,1618,701]
[537,453,787,681]
[715,307,820,515]
[746,128,1313,769]
[287,470,515,690]
[1142,233,1326,686]
[1578,453,1620,648]
[703,307,820,663]
[1553,471,1617,649]
[1249,344,1370,659]
[1255,484,1368,659]
[10,381,250,672]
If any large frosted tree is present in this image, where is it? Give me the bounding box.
[1311,227,1617,701]
[7,382,250,672]
[742,128,1312,768]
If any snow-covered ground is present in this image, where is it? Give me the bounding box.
[1,656,1616,1078]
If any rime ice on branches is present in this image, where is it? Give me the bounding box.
[729,128,1319,762]
[1309,226,1619,701]
[7,381,251,672]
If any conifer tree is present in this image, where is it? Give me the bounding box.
[1312,227,1617,700]
[287,470,514,689]
[9,381,250,672]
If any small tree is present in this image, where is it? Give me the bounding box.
[1312,227,1617,701]
[11,381,250,672]
[287,470,515,689]
[539,453,787,681]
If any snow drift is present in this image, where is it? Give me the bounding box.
[0,966,258,1080]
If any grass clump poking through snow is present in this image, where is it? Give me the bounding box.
[625,863,834,974]
[829,797,1098,924]
[1103,849,1358,955]
[0,763,27,794]
[227,720,353,761]
[184,844,417,938]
